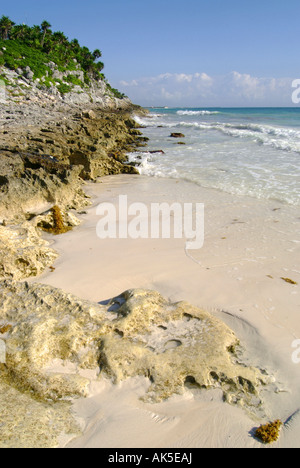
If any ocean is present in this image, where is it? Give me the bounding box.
[129,108,300,206]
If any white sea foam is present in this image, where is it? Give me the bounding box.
[131,109,300,205]
[177,110,220,116]
[175,121,300,153]
[135,114,300,153]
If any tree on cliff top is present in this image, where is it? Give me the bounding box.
[0,17,104,79]
[0,15,15,40]
[41,20,51,47]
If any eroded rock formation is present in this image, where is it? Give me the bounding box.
[0,106,145,222]
[0,282,268,447]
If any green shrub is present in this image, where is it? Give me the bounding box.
[0,39,49,78]
[0,73,10,86]
[64,74,84,87]
[57,83,71,94]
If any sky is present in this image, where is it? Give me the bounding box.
[2,0,300,107]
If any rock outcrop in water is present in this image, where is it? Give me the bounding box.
[0,281,267,447]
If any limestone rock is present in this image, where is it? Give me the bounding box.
[0,223,58,281]
[24,66,34,81]
[99,289,266,407]
[82,109,96,119]
[0,282,266,407]
[0,153,90,222]
[0,380,80,448]
[0,282,271,447]
[0,63,124,108]
[0,106,141,222]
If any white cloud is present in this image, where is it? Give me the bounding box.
[199,73,212,82]
[175,73,194,83]
[118,71,294,107]
[120,79,138,87]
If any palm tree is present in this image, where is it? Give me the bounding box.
[52,31,68,45]
[95,61,104,72]
[10,24,31,41]
[27,25,43,48]
[70,38,80,52]
[41,20,51,47]
[80,46,93,60]
[0,15,15,40]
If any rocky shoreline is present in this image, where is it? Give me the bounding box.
[0,90,148,281]
[0,101,147,221]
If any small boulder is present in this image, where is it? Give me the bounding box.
[170,132,185,138]
[24,66,34,81]
[83,109,96,120]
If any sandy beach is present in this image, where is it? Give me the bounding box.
[31,174,300,448]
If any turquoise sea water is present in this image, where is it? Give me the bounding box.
[129,108,300,205]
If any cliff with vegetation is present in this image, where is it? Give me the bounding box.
[0,16,126,105]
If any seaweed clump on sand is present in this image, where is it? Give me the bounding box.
[0,324,12,334]
[281,277,298,285]
[43,206,72,235]
[255,420,283,444]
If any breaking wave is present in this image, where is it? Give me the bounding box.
[134,114,300,154]
[176,110,220,116]
[176,121,300,154]
[131,108,300,205]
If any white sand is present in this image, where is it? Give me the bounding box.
[33,175,300,448]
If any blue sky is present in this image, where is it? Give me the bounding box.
[2,0,300,106]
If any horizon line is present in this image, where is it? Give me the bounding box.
[144,106,300,109]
